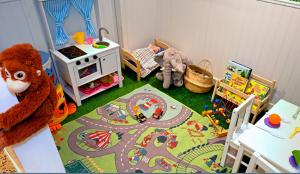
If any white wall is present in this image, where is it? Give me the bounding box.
[97,0,119,43]
[118,0,300,105]
[117,0,158,51]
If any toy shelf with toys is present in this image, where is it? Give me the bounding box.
[64,72,122,101]
[211,67,276,124]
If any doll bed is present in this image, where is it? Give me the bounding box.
[121,39,170,81]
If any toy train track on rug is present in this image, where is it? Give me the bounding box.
[202,98,236,137]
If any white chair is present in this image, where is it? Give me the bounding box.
[220,94,256,171]
[246,152,281,173]
[233,145,281,173]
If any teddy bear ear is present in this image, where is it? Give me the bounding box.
[28,46,42,68]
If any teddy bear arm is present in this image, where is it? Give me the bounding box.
[0,83,50,129]
[48,77,58,107]
[0,106,52,150]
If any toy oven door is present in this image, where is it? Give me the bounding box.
[74,59,102,86]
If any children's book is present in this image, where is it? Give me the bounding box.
[221,89,257,111]
[227,61,252,79]
[230,72,248,92]
[224,70,248,92]
[224,70,233,82]
[245,79,270,100]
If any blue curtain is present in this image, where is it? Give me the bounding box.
[71,0,96,37]
[43,0,70,45]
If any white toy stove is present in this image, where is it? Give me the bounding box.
[50,38,123,106]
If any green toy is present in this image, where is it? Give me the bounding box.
[92,42,108,49]
[292,150,300,166]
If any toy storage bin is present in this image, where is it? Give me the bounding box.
[121,39,170,81]
[184,60,214,93]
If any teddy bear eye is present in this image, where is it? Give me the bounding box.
[14,71,26,80]
[5,69,11,78]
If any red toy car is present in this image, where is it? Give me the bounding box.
[152,108,163,119]
[156,158,171,171]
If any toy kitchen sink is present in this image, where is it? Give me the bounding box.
[50,38,123,106]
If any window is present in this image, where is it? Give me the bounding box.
[259,0,300,8]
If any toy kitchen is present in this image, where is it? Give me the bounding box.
[51,33,123,106]
[38,0,123,106]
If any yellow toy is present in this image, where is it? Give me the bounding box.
[49,84,76,132]
[133,106,140,113]
[289,127,300,139]
[72,32,85,45]
[214,119,219,125]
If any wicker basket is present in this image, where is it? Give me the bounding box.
[184,60,213,93]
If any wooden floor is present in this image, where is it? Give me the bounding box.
[0,151,15,173]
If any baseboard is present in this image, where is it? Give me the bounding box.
[267,102,274,110]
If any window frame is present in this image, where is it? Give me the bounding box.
[258,0,300,8]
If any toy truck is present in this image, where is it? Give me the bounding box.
[133,105,147,123]
[135,112,147,123]
[152,108,163,119]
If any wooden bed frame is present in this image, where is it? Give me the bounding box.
[121,39,170,81]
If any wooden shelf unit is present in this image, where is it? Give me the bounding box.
[211,73,276,124]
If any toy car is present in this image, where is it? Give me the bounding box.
[156,158,171,171]
[135,112,147,123]
[152,108,163,119]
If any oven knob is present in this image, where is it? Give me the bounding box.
[85,58,89,62]
[76,61,81,65]
[93,55,98,59]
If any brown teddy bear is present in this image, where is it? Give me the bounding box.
[0,44,57,150]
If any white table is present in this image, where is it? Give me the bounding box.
[239,99,300,172]
[0,75,65,173]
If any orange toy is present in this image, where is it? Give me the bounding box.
[269,114,281,126]
[49,84,76,132]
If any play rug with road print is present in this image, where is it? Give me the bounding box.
[54,84,230,173]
